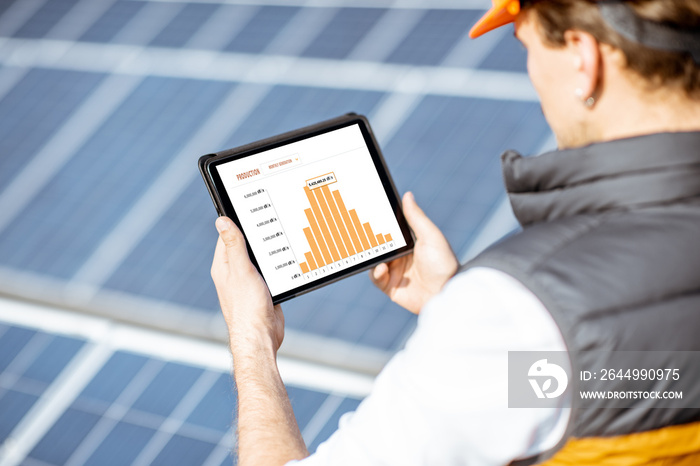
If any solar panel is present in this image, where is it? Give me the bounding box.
[386,9,482,65]
[149,3,221,48]
[13,0,81,39]
[0,0,551,462]
[0,308,365,465]
[224,6,301,54]
[301,8,387,60]
[78,1,146,43]
[0,69,104,189]
[478,32,529,72]
[0,324,85,444]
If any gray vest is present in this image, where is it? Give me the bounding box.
[462,132,700,445]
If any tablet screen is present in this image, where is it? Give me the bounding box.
[213,123,410,299]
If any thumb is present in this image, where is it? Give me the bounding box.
[402,192,441,240]
[216,217,247,257]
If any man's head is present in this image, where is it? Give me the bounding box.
[471,0,700,148]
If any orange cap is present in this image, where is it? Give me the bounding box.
[469,0,521,39]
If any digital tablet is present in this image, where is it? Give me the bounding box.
[199,113,414,304]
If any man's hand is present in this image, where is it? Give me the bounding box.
[211,216,283,355]
[211,216,308,466]
[370,192,458,314]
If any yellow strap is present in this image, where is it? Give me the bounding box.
[541,421,700,466]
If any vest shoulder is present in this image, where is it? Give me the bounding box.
[468,202,700,282]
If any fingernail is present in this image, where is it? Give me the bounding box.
[216,217,230,232]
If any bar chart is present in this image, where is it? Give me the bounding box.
[297,178,395,278]
[216,124,406,296]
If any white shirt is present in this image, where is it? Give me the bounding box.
[291,267,570,465]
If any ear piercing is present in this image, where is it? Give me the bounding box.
[575,88,596,107]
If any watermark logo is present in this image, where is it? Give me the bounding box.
[509,351,571,408]
[509,351,697,408]
[528,359,568,399]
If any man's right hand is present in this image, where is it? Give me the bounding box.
[370,192,458,314]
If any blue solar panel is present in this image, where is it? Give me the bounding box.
[302,8,387,59]
[0,329,84,386]
[80,352,150,407]
[13,0,80,39]
[101,178,221,311]
[288,386,330,430]
[184,374,235,433]
[29,408,103,464]
[226,86,385,147]
[308,397,362,453]
[0,330,361,464]
[0,77,233,278]
[386,9,480,65]
[0,68,105,189]
[478,32,528,72]
[149,3,221,48]
[0,389,39,441]
[79,1,146,43]
[0,326,86,445]
[83,421,157,466]
[0,325,36,372]
[22,335,84,384]
[224,6,300,54]
[151,434,218,466]
[223,455,236,466]
[131,362,204,417]
[0,0,19,20]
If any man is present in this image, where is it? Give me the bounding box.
[211,0,700,464]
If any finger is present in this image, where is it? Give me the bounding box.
[402,192,443,240]
[369,263,390,290]
[385,255,409,290]
[373,262,388,280]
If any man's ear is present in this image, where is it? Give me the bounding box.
[564,29,601,102]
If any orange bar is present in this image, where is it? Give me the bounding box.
[364,222,378,247]
[303,226,325,268]
[304,210,331,265]
[385,233,393,242]
[304,251,318,271]
[305,187,339,262]
[376,234,385,245]
[322,186,355,256]
[349,209,371,251]
[333,190,363,253]
[314,189,346,260]
[300,262,309,274]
